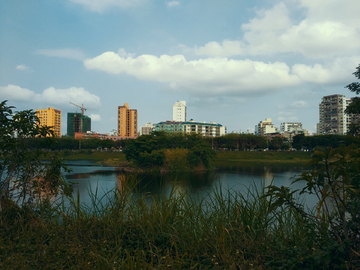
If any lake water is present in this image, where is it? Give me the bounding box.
[62,161,318,210]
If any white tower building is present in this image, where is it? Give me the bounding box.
[172,101,187,122]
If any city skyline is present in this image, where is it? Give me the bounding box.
[1,0,359,135]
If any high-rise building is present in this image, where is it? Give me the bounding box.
[318,94,353,135]
[172,101,186,122]
[35,107,61,137]
[255,118,276,136]
[67,113,91,137]
[118,103,138,137]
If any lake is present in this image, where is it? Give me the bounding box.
[62,161,318,210]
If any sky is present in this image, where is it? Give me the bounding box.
[1,0,360,135]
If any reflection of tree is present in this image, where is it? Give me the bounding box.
[65,170,116,180]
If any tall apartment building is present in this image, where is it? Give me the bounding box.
[318,94,353,135]
[35,107,61,137]
[118,103,138,137]
[172,101,187,122]
[255,118,276,136]
[67,113,91,137]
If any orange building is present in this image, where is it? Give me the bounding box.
[118,103,138,137]
[35,107,61,137]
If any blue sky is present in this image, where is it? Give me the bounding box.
[1,0,359,134]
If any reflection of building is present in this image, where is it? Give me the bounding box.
[140,122,154,136]
[36,107,61,137]
[318,94,360,135]
[154,119,226,137]
[67,113,91,137]
[118,103,138,137]
[255,118,276,136]
[172,101,187,122]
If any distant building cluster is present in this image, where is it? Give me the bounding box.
[34,93,359,141]
[139,101,226,138]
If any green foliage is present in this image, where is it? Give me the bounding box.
[265,145,360,267]
[124,132,215,170]
[0,101,70,207]
[269,136,284,150]
[292,133,360,150]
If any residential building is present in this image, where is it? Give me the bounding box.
[154,120,226,137]
[139,122,154,136]
[118,103,138,137]
[67,113,91,137]
[172,101,187,122]
[255,118,276,136]
[280,122,303,133]
[35,107,61,137]
[318,94,357,135]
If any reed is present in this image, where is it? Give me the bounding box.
[0,175,351,269]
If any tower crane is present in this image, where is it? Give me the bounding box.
[69,102,87,116]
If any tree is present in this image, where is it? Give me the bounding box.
[0,101,70,208]
[345,64,360,134]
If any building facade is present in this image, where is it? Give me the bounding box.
[118,103,138,137]
[172,101,187,122]
[139,122,154,136]
[67,113,91,137]
[154,120,226,137]
[35,107,61,137]
[318,94,353,135]
[280,122,303,133]
[255,118,276,136]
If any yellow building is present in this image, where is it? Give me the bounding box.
[118,103,138,137]
[35,107,61,137]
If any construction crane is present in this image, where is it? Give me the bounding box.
[69,102,87,116]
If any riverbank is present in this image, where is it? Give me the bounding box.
[60,150,312,167]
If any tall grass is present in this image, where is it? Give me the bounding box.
[0,175,351,269]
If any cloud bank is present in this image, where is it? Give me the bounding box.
[0,85,101,109]
[180,1,360,59]
[84,51,359,96]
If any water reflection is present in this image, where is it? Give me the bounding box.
[62,162,316,209]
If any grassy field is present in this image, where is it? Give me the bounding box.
[213,151,312,166]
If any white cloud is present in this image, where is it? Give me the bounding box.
[89,114,101,121]
[166,1,179,8]
[16,65,30,71]
[36,48,86,61]
[0,85,101,108]
[84,50,301,96]
[69,0,145,12]
[189,40,245,57]
[181,1,360,59]
[0,85,35,101]
[292,57,360,84]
